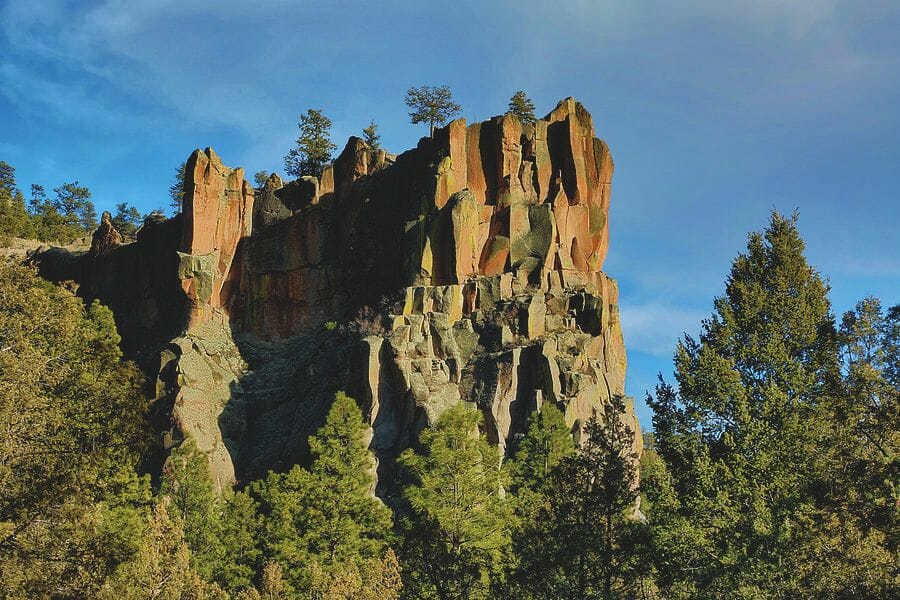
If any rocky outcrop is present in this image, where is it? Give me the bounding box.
[31,98,640,495]
[179,148,255,329]
[90,211,123,256]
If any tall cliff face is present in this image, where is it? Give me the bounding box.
[35,98,639,495]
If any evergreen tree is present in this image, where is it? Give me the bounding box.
[0,160,14,194]
[217,489,262,593]
[398,403,512,599]
[791,296,900,597]
[514,397,642,599]
[259,561,287,599]
[111,202,143,237]
[637,438,703,599]
[53,181,95,231]
[363,120,381,150]
[510,404,575,506]
[284,109,337,178]
[0,162,33,239]
[307,549,402,600]
[170,161,186,214]
[254,171,270,188]
[252,392,393,592]
[647,212,845,596]
[98,500,192,599]
[26,182,80,242]
[404,85,461,137]
[507,91,536,123]
[97,500,220,600]
[0,262,151,596]
[160,437,224,583]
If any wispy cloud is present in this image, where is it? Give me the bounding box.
[619,301,707,358]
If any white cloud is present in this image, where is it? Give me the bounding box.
[619,301,707,358]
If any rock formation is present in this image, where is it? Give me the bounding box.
[33,98,640,495]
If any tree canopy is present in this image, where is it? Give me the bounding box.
[507,91,536,122]
[284,108,337,178]
[404,85,461,137]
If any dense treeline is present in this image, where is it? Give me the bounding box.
[1,211,897,599]
[0,160,146,244]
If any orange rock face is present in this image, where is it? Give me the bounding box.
[175,98,614,339]
[429,97,613,289]
[178,148,254,328]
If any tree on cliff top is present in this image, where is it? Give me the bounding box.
[363,120,381,150]
[169,160,186,214]
[284,108,337,179]
[507,91,536,123]
[405,85,461,137]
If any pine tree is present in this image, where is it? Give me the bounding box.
[254,171,270,188]
[284,109,337,178]
[508,403,574,525]
[305,391,392,564]
[647,211,844,596]
[514,396,642,599]
[111,202,143,237]
[251,392,392,592]
[0,262,150,596]
[259,561,287,599]
[398,403,512,599]
[53,181,95,232]
[160,437,224,582]
[170,161,186,214]
[507,91,536,123]
[0,162,34,239]
[98,500,208,600]
[362,120,381,150]
[790,296,900,597]
[404,85,462,137]
[217,489,262,593]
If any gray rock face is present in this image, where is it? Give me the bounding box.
[151,270,641,499]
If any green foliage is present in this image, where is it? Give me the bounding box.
[0,163,99,242]
[0,262,151,597]
[170,161,186,214]
[252,392,393,593]
[284,109,337,178]
[306,549,402,600]
[511,397,643,599]
[404,85,461,137]
[507,91,536,123]
[508,403,574,521]
[97,499,223,600]
[398,403,512,599]
[0,162,34,240]
[53,181,97,231]
[218,490,262,593]
[362,120,381,150]
[111,202,143,237]
[646,211,897,597]
[161,437,225,583]
[254,171,270,188]
[835,296,900,534]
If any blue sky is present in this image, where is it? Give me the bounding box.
[2,0,898,429]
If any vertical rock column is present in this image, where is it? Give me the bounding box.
[178,147,255,328]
